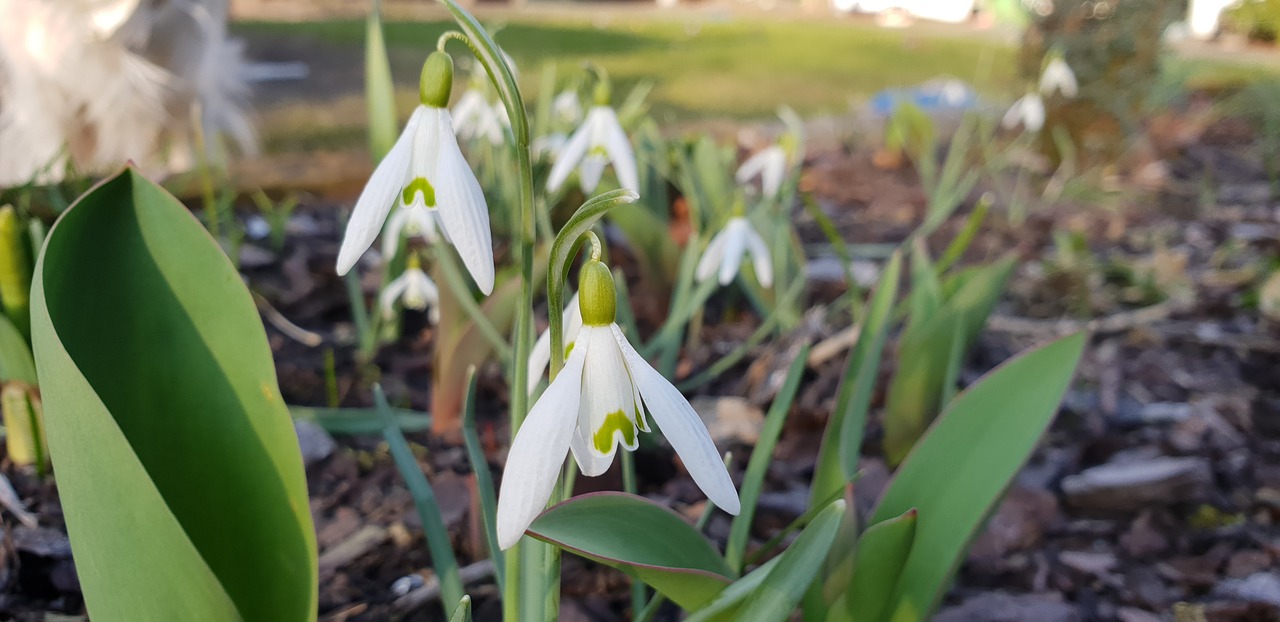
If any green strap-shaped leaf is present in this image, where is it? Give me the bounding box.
[843,508,917,622]
[31,168,317,621]
[528,492,733,610]
[0,314,35,383]
[872,332,1085,619]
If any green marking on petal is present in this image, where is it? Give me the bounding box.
[564,342,575,359]
[592,410,636,454]
[588,145,609,158]
[402,178,436,208]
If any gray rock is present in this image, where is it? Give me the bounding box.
[1213,573,1280,606]
[13,526,72,558]
[294,418,336,468]
[934,592,1080,622]
[1061,456,1212,512]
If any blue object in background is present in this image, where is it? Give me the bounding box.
[870,78,980,116]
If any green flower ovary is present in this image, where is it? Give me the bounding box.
[592,410,638,454]
[402,178,437,208]
[578,260,617,326]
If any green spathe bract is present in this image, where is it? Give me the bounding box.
[31,168,318,621]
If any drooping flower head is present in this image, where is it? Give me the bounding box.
[1039,53,1078,99]
[546,81,638,195]
[496,259,740,549]
[1002,91,1045,133]
[379,254,441,324]
[452,75,508,146]
[696,214,773,288]
[337,51,495,295]
[735,130,799,199]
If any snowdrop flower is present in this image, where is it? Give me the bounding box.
[532,133,569,160]
[379,257,440,324]
[1039,55,1077,98]
[452,89,506,146]
[735,144,788,199]
[527,292,584,395]
[381,205,443,259]
[337,52,494,295]
[546,84,638,194]
[1002,92,1045,133]
[496,260,739,549]
[552,89,582,124]
[696,216,773,288]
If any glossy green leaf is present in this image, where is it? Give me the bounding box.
[872,332,1085,619]
[30,168,316,621]
[0,314,35,383]
[735,499,846,621]
[450,595,473,622]
[845,508,917,622]
[905,238,941,334]
[811,251,902,509]
[528,492,733,610]
[725,344,810,572]
[883,256,1014,464]
[290,405,431,435]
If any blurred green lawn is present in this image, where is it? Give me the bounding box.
[235,15,1279,126]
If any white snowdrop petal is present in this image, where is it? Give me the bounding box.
[407,269,440,306]
[735,149,769,185]
[432,110,496,295]
[527,293,583,396]
[742,222,774,288]
[378,275,410,318]
[546,119,593,193]
[718,221,749,286]
[336,108,420,275]
[761,149,786,198]
[599,107,639,193]
[695,230,730,284]
[381,207,410,259]
[496,332,591,550]
[579,328,641,458]
[578,155,608,194]
[1023,95,1045,132]
[613,325,740,514]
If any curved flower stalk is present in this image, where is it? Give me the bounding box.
[528,292,583,395]
[1002,92,1045,133]
[1039,55,1078,99]
[453,89,507,146]
[696,216,773,288]
[496,259,740,549]
[735,144,789,199]
[379,256,441,324]
[546,85,638,195]
[337,51,495,295]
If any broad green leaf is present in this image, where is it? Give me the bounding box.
[528,492,732,610]
[872,333,1085,619]
[0,314,35,383]
[883,256,1015,464]
[736,499,846,621]
[450,595,473,622]
[683,557,782,622]
[364,0,397,161]
[844,508,917,622]
[905,238,941,334]
[810,251,902,509]
[726,345,811,571]
[290,405,431,435]
[31,168,316,621]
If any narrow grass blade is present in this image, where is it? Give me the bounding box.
[460,366,503,592]
[290,405,431,435]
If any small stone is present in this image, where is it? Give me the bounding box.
[1116,607,1161,622]
[691,396,764,446]
[1120,510,1169,558]
[237,244,277,269]
[294,418,336,468]
[1226,551,1273,578]
[1059,550,1117,577]
[1138,402,1193,424]
[390,573,425,596]
[934,592,1080,622]
[1061,457,1212,512]
[969,485,1060,560]
[13,526,72,559]
[1214,573,1280,606]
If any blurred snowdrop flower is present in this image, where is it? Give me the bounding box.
[546,105,638,194]
[382,205,443,259]
[527,292,583,395]
[337,52,494,295]
[452,90,506,145]
[496,261,739,549]
[380,259,440,324]
[553,90,582,124]
[1039,56,1077,98]
[696,216,773,288]
[735,144,788,198]
[532,133,569,160]
[1002,92,1045,133]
